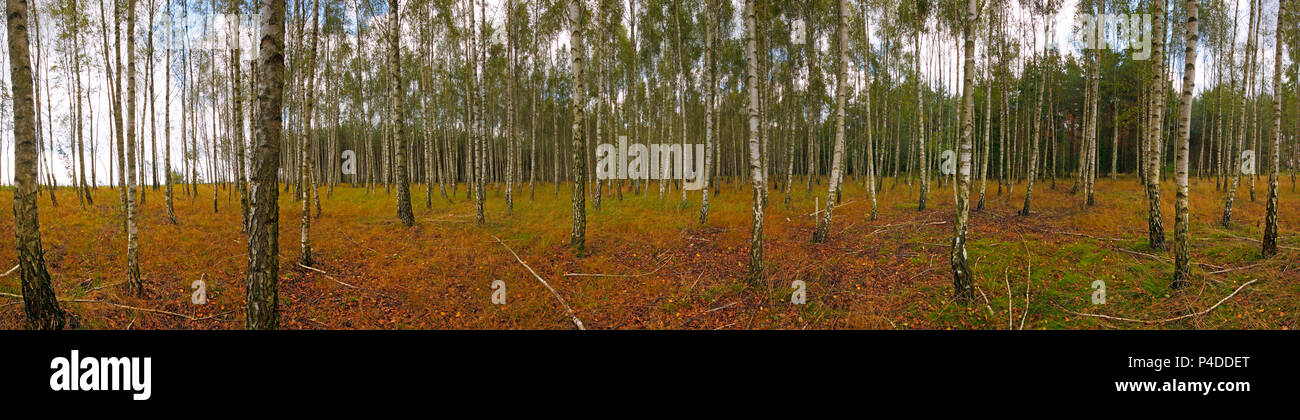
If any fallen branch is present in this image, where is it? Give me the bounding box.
[296,263,389,297]
[1113,247,1222,270]
[806,200,857,216]
[705,301,739,313]
[974,285,995,319]
[1209,263,1263,275]
[1,265,18,277]
[1051,230,1128,242]
[491,234,586,330]
[1053,279,1260,324]
[0,291,228,322]
[346,237,384,254]
[1020,259,1032,330]
[1221,234,1300,251]
[297,263,327,275]
[1004,268,1013,330]
[1116,247,1168,261]
[565,262,668,278]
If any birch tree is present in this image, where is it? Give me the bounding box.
[568,0,587,255]
[1262,0,1285,257]
[1222,0,1259,227]
[914,0,929,211]
[392,0,414,226]
[246,0,284,329]
[813,0,850,243]
[699,0,715,224]
[163,0,175,223]
[1172,0,1199,288]
[7,0,66,329]
[300,0,320,264]
[1144,0,1167,250]
[123,0,142,296]
[744,0,764,282]
[952,0,980,302]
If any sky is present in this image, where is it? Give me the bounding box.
[0,0,1284,186]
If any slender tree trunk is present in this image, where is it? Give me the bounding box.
[1223,0,1257,227]
[977,9,993,211]
[392,0,413,226]
[915,10,928,211]
[247,0,285,330]
[505,0,516,214]
[862,0,878,220]
[952,0,979,303]
[123,0,143,296]
[163,0,175,223]
[744,0,765,282]
[700,0,716,224]
[1172,0,1200,288]
[1145,0,1168,250]
[299,0,321,264]
[7,0,65,329]
[1021,17,1046,216]
[813,0,849,243]
[1262,0,1284,257]
[568,0,586,255]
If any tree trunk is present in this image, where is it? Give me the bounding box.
[744,0,765,282]
[1020,17,1046,216]
[246,0,285,330]
[1172,0,1200,288]
[163,0,175,223]
[1145,0,1168,250]
[1262,0,1284,257]
[952,0,979,303]
[123,0,143,296]
[915,8,928,211]
[1223,0,1257,227]
[392,0,414,226]
[568,0,587,255]
[7,0,66,329]
[812,0,848,243]
[977,9,993,212]
[862,0,878,220]
[700,0,716,224]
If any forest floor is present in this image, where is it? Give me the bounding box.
[1,174,1297,330]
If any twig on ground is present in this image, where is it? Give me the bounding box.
[0,291,229,321]
[565,262,668,278]
[491,234,586,330]
[1051,230,1128,241]
[89,281,125,292]
[1209,263,1263,275]
[0,265,18,277]
[296,263,392,297]
[975,285,995,319]
[806,200,857,216]
[1020,259,1032,330]
[1116,247,1168,261]
[297,263,327,275]
[1053,279,1260,324]
[706,301,739,313]
[1004,268,1013,330]
[1220,234,1300,251]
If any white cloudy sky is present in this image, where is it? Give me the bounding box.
[0,0,1281,185]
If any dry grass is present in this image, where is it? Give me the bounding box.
[0,173,1295,329]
